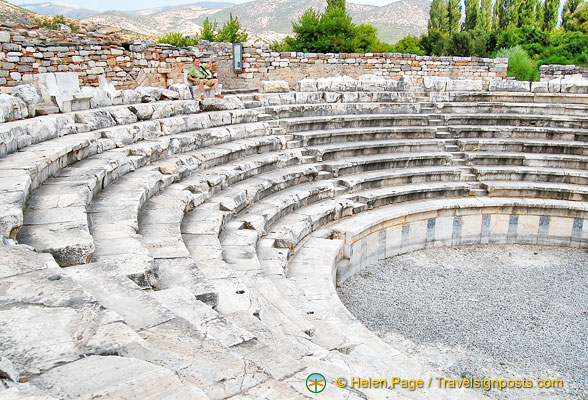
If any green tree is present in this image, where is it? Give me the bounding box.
[447,30,487,56]
[464,0,480,31]
[393,35,425,55]
[479,0,493,33]
[563,0,586,29]
[536,1,545,29]
[200,17,218,41]
[421,29,450,55]
[429,0,449,32]
[217,13,248,42]
[492,0,502,30]
[448,0,462,33]
[517,0,537,28]
[327,0,346,10]
[566,2,588,33]
[543,0,560,31]
[286,1,381,53]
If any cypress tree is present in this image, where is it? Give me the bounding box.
[464,0,480,31]
[544,0,560,31]
[563,0,585,28]
[448,0,462,33]
[518,0,538,27]
[429,0,450,33]
[479,0,493,33]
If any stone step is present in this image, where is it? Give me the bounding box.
[465,151,588,170]
[484,180,588,201]
[474,166,588,185]
[280,114,431,133]
[29,355,209,399]
[293,126,437,146]
[308,139,446,161]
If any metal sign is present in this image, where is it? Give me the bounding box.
[233,43,243,73]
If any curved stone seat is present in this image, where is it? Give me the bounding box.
[442,113,588,129]
[280,114,431,133]
[0,102,260,241]
[448,125,583,141]
[474,166,588,185]
[14,118,275,265]
[464,152,588,169]
[307,139,446,161]
[483,181,588,201]
[458,138,588,156]
[449,91,588,105]
[5,82,588,398]
[87,135,292,285]
[324,152,453,176]
[293,126,438,146]
[0,100,200,157]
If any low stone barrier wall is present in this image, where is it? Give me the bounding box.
[540,64,588,81]
[207,42,508,89]
[0,26,508,90]
[334,199,588,284]
[0,27,193,89]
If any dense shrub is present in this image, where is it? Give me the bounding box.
[158,14,247,47]
[157,32,198,47]
[496,45,539,81]
[285,1,383,53]
[34,15,78,31]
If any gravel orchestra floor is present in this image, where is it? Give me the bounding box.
[338,244,588,400]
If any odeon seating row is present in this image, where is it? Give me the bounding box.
[1,85,588,399]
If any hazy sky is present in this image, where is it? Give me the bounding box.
[13,0,402,12]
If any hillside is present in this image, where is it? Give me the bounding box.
[0,0,35,24]
[84,5,225,37]
[196,0,430,43]
[20,2,98,18]
[5,0,431,44]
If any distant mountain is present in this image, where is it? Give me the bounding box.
[193,0,431,43]
[130,2,235,16]
[73,0,430,44]
[0,0,35,24]
[20,2,98,19]
[84,5,223,37]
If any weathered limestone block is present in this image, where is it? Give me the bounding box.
[74,109,117,131]
[531,81,549,93]
[136,87,162,103]
[560,75,588,94]
[108,106,138,125]
[294,78,318,92]
[98,75,122,105]
[489,79,531,92]
[160,88,180,100]
[358,75,388,92]
[0,385,57,399]
[0,264,146,379]
[200,96,245,111]
[0,244,55,279]
[446,79,483,92]
[29,356,208,399]
[261,80,289,93]
[316,75,358,91]
[120,89,142,104]
[0,356,19,383]
[168,83,192,100]
[35,73,92,113]
[423,76,451,92]
[548,78,562,93]
[10,85,40,118]
[0,94,28,123]
[80,87,113,108]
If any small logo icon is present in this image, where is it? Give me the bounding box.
[306,373,326,393]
